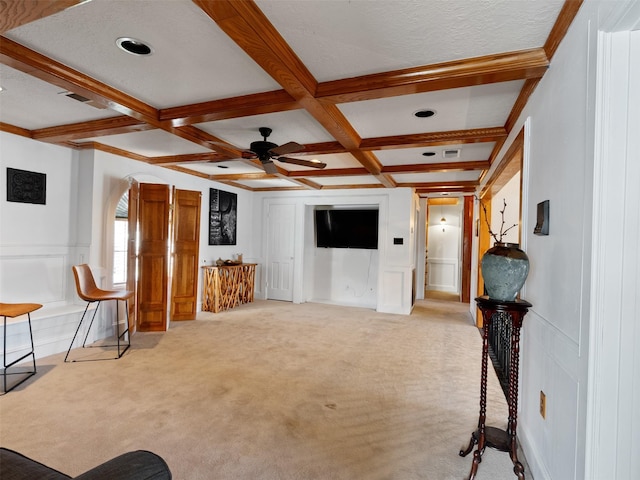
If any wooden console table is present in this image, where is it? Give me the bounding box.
[460,296,532,480]
[201,264,257,313]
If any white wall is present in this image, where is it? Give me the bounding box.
[253,188,416,314]
[1,134,88,358]
[0,134,256,359]
[485,1,632,478]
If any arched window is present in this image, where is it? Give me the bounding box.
[113,191,128,286]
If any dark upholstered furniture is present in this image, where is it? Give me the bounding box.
[0,448,171,480]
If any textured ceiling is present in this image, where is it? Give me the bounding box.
[0,0,579,195]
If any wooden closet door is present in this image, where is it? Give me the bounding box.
[170,189,201,320]
[137,183,170,331]
[126,181,139,333]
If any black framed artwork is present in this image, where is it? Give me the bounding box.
[6,168,46,205]
[209,188,237,245]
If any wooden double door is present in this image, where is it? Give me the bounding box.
[128,183,201,332]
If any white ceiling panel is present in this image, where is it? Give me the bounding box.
[234,178,304,189]
[195,110,334,148]
[256,0,564,82]
[339,81,523,138]
[0,65,118,129]
[312,176,382,187]
[177,162,265,176]
[375,143,495,166]
[81,130,211,157]
[391,171,483,184]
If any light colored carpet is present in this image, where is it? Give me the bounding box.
[0,299,530,479]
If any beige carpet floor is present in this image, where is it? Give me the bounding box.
[0,298,530,479]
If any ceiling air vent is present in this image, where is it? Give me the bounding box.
[62,91,108,109]
[442,149,461,159]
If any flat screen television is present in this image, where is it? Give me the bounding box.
[315,208,378,249]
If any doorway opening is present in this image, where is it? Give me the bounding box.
[425,197,463,298]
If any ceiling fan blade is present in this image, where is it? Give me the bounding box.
[241,150,257,159]
[269,141,304,156]
[261,160,279,174]
[277,156,327,169]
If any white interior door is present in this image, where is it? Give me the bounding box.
[266,203,295,301]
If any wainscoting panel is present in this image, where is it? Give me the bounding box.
[426,257,459,293]
[378,267,413,314]
[0,248,99,360]
[520,309,580,480]
[0,254,66,304]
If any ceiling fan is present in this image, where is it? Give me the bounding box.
[241,127,327,174]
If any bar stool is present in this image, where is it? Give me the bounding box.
[1,302,41,394]
[65,264,133,362]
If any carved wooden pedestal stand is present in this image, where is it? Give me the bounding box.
[460,296,532,480]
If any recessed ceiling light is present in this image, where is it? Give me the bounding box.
[414,109,436,118]
[116,37,153,56]
[422,151,436,157]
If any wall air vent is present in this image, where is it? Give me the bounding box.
[442,149,461,159]
[62,91,108,109]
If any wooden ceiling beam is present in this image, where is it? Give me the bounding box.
[545,1,584,61]
[194,0,377,171]
[171,125,243,158]
[209,173,278,181]
[159,90,300,126]
[298,178,322,190]
[0,37,159,123]
[382,160,490,174]
[410,180,479,190]
[146,152,229,165]
[320,183,386,190]
[415,184,478,194]
[32,116,153,142]
[361,127,507,150]
[164,165,214,181]
[286,167,370,178]
[74,141,150,162]
[0,122,32,138]
[316,48,550,104]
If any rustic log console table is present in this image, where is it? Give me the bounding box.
[201,264,257,313]
[460,295,532,480]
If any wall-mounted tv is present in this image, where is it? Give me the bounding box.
[315,208,379,249]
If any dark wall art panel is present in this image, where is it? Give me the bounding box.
[6,168,46,205]
[209,188,237,245]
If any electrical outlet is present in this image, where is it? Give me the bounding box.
[540,391,546,419]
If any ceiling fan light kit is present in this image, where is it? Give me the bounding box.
[243,127,327,173]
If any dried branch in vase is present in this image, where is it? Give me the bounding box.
[479,197,518,244]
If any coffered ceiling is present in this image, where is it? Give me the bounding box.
[0,0,582,195]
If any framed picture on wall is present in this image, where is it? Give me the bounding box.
[6,168,46,205]
[209,188,237,245]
